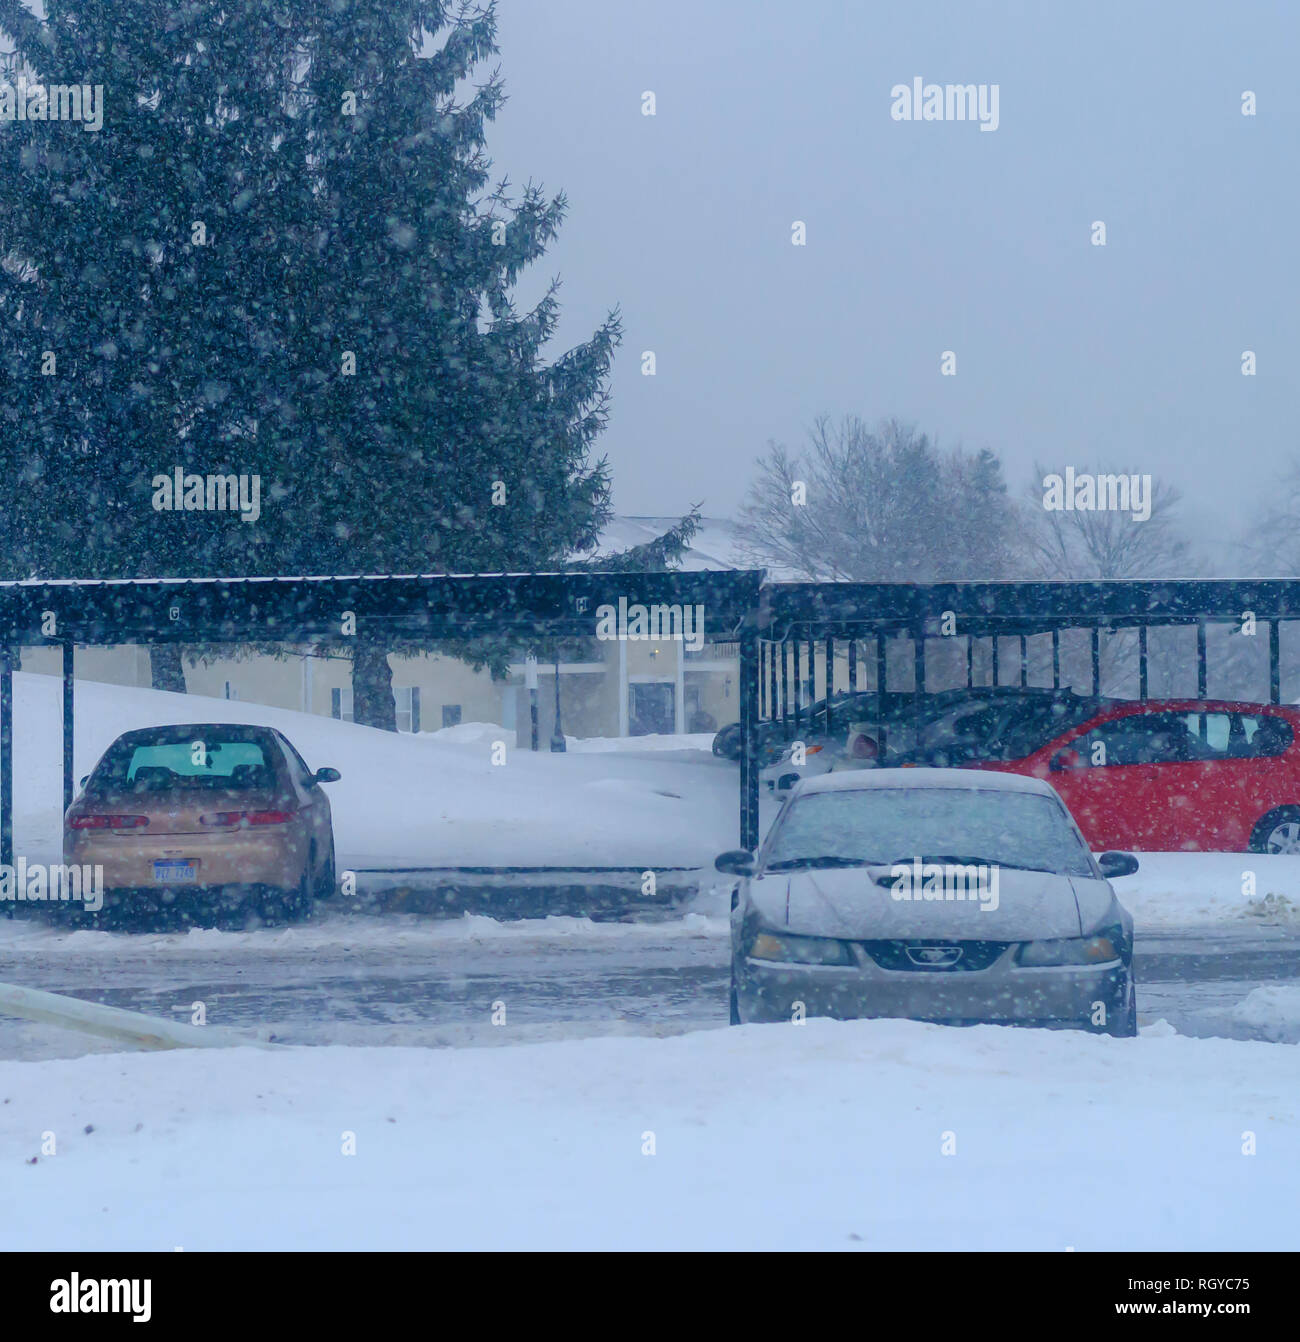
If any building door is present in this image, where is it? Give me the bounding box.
[630,683,675,736]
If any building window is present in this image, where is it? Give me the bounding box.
[396,686,421,733]
[442,703,462,729]
[331,687,354,722]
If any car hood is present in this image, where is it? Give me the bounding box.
[748,865,1086,940]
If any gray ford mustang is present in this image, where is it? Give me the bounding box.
[718,768,1138,1035]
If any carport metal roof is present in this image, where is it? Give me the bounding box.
[758,578,1300,638]
[0,570,763,644]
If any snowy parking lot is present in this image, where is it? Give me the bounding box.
[3,683,1300,1251]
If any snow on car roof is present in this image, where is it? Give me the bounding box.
[794,767,1056,797]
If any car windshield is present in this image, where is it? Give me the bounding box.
[88,737,276,793]
[763,787,1096,877]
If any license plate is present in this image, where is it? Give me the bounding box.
[153,860,197,884]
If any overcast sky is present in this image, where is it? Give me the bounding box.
[487,0,1297,558]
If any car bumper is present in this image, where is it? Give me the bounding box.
[65,827,306,892]
[735,952,1130,1030]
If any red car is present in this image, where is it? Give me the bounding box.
[971,699,1300,853]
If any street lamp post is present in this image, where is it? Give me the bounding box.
[550,656,566,752]
[525,656,539,751]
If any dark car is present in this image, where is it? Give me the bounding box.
[851,688,1114,769]
[712,690,945,763]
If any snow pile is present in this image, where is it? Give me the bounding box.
[1230,986,1300,1043]
[0,909,726,957]
[2,1018,1295,1250]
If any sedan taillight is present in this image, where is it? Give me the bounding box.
[200,810,293,826]
[69,814,149,829]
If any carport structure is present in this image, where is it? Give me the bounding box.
[1,570,1297,871]
[0,570,763,870]
[742,579,1300,850]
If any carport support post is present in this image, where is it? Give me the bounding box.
[824,637,834,736]
[991,635,999,687]
[1051,629,1061,688]
[1196,621,1208,699]
[1271,621,1281,704]
[779,641,788,735]
[768,642,776,720]
[62,638,74,817]
[965,636,973,687]
[1139,626,1149,700]
[525,656,539,751]
[1019,635,1027,687]
[788,636,799,735]
[875,637,886,701]
[912,626,926,744]
[739,630,760,850]
[1090,628,1101,696]
[766,641,775,720]
[0,647,10,878]
[848,639,858,694]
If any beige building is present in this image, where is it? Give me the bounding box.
[17,632,746,744]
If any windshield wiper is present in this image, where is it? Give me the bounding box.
[886,853,1056,874]
[765,856,883,871]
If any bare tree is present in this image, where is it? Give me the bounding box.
[1242,461,1300,577]
[734,416,1016,580]
[1020,464,1193,694]
[1021,463,1189,580]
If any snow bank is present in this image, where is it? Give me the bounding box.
[0,909,726,957]
[1230,986,1300,1043]
[2,1018,1295,1250]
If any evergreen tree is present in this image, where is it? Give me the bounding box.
[0,1,620,725]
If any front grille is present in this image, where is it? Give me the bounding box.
[859,939,1011,972]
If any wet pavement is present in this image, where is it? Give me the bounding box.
[1,913,1297,1057]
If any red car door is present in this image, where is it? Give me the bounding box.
[988,705,1300,852]
[1183,710,1300,851]
[992,708,1200,851]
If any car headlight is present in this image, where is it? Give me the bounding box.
[1016,926,1123,967]
[747,931,852,965]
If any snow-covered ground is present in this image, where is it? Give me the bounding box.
[3,1018,1295,1250]
[2,676,1297,1251]
[1111,853,1300,929]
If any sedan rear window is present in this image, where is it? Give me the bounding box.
[763,787,1096,877]
[89,738,275,792]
